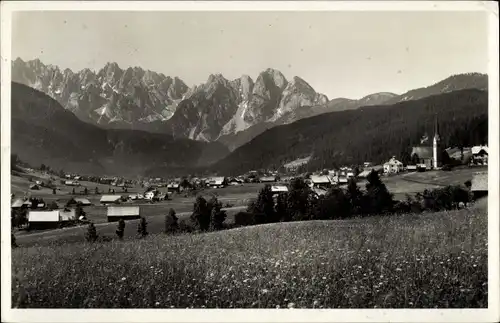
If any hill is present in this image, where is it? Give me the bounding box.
[212,89,488,175]
[11,82,229,176]
[12,205,487,308]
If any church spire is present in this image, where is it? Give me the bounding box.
[434,113,440,142]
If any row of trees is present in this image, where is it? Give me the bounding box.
[85,217,149,243]
[241,170,473,226]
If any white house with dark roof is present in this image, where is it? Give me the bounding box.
[383,157,404,174]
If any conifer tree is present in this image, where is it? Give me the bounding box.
[137,217,148,238]
[165,208,178,234]
[85,223,98,242]
[116,218,125,239]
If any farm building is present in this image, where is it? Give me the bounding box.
[29,184,40,190]
[228,177,244,185]
[28,210,61,230]
[312,187,328,197]
[11,198,25,209]
[471,145,488,166]
[471,172,488,199]
[65,180,80,186]
[107,206,141,222]
[74,198,92,206]
[208,177,226,188]
[60,209,77,222]
[145,190,156,200]
[310,175,332,188]
[260,176,277,183]
[167,183,181,193]
[383,157,404,174]
[445,147,473,164]
[271,185,289,195]
[100,195,121,205]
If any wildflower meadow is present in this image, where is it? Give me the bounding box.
[11,204,487,308]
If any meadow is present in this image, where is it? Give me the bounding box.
[11,199,488,308]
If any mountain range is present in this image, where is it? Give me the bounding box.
[11,82,229,176]
[12,58,488,151]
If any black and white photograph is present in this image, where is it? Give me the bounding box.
[1,1,499,322]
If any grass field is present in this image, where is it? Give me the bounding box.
[11,199,488,308]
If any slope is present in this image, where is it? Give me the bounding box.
[11,82,229,176]
[212,89,488,175]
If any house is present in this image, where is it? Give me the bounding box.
[74,198,92,206]
[65,180,80,186]
[259,176,277,183]
[471,172,488,199]
[29,184,40,190]
[107,206,141,222]
[60,209,76,222]
[208,177,226,188]
[144,190,156,200]
[100,195,121,205]
[471,145,488,166]
[337,176,348,185]
[312,187,328,197]
[228,177,243,186]
[310,175,332,188]
[11,198,25,209]
[167,183,181,193]
[363,162,373,168]
[27,210,61,230]
[383,157,404,174]
[271,185,289,195]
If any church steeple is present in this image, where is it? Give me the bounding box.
[433,113,441,169]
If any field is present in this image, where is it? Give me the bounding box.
[11,199,488,308]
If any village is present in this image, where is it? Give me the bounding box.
[11,126,489,232]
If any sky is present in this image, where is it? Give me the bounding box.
[12,10,488,99]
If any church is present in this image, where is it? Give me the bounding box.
[411,115,441,170]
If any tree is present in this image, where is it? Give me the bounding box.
[137,217,148,238]
[250,185,276,224]
[164,208,178,234]
[346,178,363,215]
[190,196,211,231]
[317,187,350,219]
[48,201,59,210]
[275,192,289,222]
[209,198,227,231]
[116,219,125,240]
[411,153,420,165]
[84,187,88,195]
[52,188,57,195]
[95,187,99,195]
[40,164,46,171]
[76,205,86,219]
[364,170,394,214]
[12,232,18,248]
[85,223,98,242]
[72,188,75,195]
[286,178,312,221]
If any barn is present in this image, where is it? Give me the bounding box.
[107,206,141,222]
[74,198,92,206]
[100,195,121,205]
[27,210,61,230]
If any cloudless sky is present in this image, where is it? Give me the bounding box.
[12,10,488,99]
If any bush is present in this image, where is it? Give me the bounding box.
[178,218,194,233]
[85,223,98,243]
[234,211,257,227]
[164,209,178,234]
[364,170,395,215]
